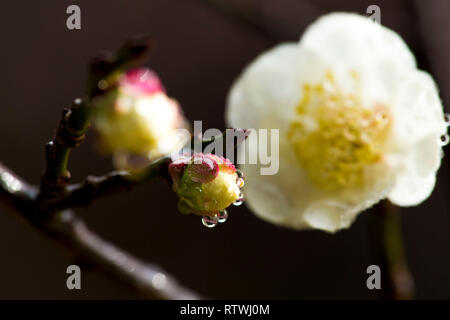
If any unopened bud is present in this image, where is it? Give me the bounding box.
[169,153,242,218]
[92,68,188,168]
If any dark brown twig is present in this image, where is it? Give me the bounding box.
[53,156,171,210]
[0,163,201,299]
[52,129,250,211]
[369,201,415,300]
[1,35,250,300]
[54,210,201,299]
[0,37,204,300]
[40,35,153,198]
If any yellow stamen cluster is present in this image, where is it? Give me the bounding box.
[288,72,392,191]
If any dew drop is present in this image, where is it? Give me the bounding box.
[445,113,450,126]
[217,210,228,223]
[440,134,449,146]
[236,178,245,188]
[202,215,218,228]
[151,272,167,290]
[233,191,245,206]
[98,79,109,90]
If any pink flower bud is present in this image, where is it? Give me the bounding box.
[186,154,219,183]
[92,68,189,167]
[169,153,244,222]
[119,68,165,95]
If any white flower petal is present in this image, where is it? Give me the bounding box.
[241,164,307,229]
[388,166,437,207]
[300,13,418,111]
[240,137,311,229]
[388,132,441,206]
[241,133,394,232]
[226,12,447,232]
[299,13,416,74]
[391,70,446,149]
[303,200,355,232]
[226,44,327,131]
[387,70,445,206]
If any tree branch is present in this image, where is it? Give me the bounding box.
[0,163,37,214]
[369,201,414,300]
[50,129,250,210]
[40,35,153,198]
[52,210,201,299]
[0,163,201,299]
[52,156,171,210]
[1,36,249,300]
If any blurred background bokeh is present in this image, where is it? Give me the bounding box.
[0,0,449,299]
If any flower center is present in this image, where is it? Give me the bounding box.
[288,72,392,191]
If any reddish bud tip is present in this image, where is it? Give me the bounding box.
[187,154,219,183]
[120,67,165,95]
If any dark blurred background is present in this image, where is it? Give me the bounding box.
[0,0,449,299]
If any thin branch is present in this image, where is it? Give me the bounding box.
[0,163,201,299]
[52,156,171,210]
[1,36,249,299]
[54,210,201,299]
[0,163,37,214]
[40,35,153,198]
[369,201,414,300]
[51,129,250,210]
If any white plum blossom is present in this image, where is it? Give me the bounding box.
[226,13,448,232]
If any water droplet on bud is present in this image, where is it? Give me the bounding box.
[236,178,245,188]
[440,134,449,146]
[98,79,109,90]
[202,215,218,228]
[234,191,245,206]
[217,210,228,223]
[445,113,450,126]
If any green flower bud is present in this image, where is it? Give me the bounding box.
[169,154,243,223]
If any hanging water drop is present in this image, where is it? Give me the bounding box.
[234,191,245,206]
[445,113,450,126]
[440,134,449,146]
[202,215,218,228]
[217,210,228,223]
